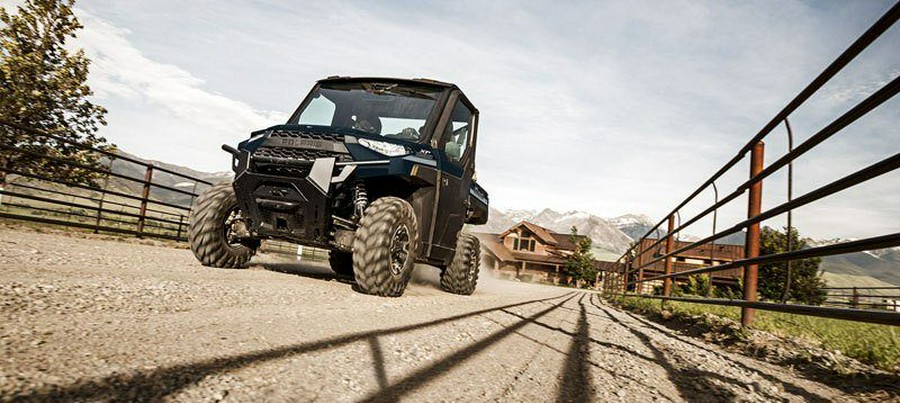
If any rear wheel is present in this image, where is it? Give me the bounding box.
[329,251,354,276]
[352,197,418,297]
[188,183,259,268]
[440,232,480,295]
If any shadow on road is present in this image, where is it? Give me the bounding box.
[613,300,900,398]
[257,261,353,283]
[495,295,673,397]
[556,294,593,402]
[257,261,378,295]
[358,295,576,402]
[588,295,834,402]
[8,293,574,402]
[257,261,446,295]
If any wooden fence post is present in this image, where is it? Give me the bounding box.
[137,165,154,236]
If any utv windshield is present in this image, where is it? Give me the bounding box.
[290,82,443,142]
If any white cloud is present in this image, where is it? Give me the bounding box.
[72,9,288,171]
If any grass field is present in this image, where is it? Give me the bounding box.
[618,296,900,373]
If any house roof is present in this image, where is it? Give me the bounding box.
[473,232,569,265]
[500,221,560,246]
[473,233,515,262]
[498,221,589,252]
[549,232,589,252]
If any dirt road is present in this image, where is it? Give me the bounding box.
[0,227,850,401]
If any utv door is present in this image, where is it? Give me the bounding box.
[431,93,477,261]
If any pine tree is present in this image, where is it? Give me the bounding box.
[564,226,596,287]
[758,226,827,305]
[0,0,110,190]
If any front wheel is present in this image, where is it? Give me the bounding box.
[352,197,418,297]
[188,183,258,268]
[440,232,480,295]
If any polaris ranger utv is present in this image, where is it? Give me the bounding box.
[188,77,489,297]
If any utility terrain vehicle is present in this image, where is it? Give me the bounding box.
[188,77,489,297]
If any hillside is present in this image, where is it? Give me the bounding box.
[805,239,900,287]
[819,251,900,286]
[104,151,232,206]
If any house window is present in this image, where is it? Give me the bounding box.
[513,238,519,250]
[517,238,535,251]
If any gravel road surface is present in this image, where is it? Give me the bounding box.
[0,227,852,401]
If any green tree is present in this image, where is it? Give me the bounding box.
[675,274,712,297]
[564,226,597,287]
[758,226,827,305]
[0,0,110,190]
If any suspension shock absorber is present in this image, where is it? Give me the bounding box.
[351,180,368,222]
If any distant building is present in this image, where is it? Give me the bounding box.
[475,221,591,284]
[629,237,745,293]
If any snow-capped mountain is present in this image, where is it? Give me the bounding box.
[608,213,659,241]
[607,214,653,227]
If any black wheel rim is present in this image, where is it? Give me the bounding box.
[389,225,410,276]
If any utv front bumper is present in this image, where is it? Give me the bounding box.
[228,148,355,246]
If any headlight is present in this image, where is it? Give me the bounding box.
[358,138,408,156]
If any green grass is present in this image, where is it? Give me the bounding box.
[619,296,900,372]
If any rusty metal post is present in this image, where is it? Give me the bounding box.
[741,141,765,327]
[136,166,154,235]
[662,215,676,296]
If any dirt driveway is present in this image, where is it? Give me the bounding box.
[0,227,849,401]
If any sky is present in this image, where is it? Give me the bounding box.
[13,0,899,240]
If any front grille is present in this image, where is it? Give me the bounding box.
[269,129,345,142]
[254,147,339,161]
[249,128,351,177]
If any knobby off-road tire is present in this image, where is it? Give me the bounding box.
[440,232,480,295]
[188,183,257,268]
[352,197,418,297]
[329,251,354,276]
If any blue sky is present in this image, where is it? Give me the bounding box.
[31,0,900,239]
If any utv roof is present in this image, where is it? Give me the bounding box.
[318,76,459,90]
